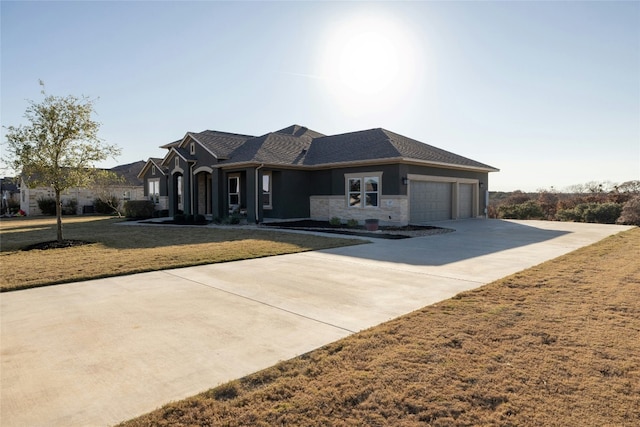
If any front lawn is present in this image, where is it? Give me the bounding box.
[0,216,364,291]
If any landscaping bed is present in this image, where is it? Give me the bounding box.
[261,220,453,239]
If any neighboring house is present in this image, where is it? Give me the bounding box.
[139,125,499,225]
[1,177,20,214]
[19,161,147,216]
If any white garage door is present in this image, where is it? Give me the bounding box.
[410,181,452,223]
[458,183,474,219]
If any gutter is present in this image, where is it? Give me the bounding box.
[255,164,264,224]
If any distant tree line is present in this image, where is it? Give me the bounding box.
[489,180,640,225]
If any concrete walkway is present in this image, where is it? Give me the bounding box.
[0,219,632,426]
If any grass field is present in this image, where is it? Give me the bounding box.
[120,227,640,427]
[0,216,363,291]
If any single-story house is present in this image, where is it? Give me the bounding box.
[19,161,147,216]
[139,125,498,225]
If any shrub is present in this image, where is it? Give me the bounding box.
[556,207,582,222]
[184,214,194,224]
[556,202,623,224]
[7,197,20,212]
[124,200,155,219]
[617,196,640,226]
[36,197,57,215]
[62,199,78,215]
[346,219,359,228]
[498,201,544,220]
[584,203,622,224]
[329,217,342,226]
[174,214,186,224]
[94,196,120,215]
[226,213,241,225]
[194,214,207,224]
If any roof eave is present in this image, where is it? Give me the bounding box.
[214,157,499,172]
[399,158,500,173]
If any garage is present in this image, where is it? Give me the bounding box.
[458,183,474,219]
[410,181,452,223]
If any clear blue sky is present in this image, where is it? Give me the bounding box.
[2,1,638,192]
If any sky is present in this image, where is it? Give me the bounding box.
[1,0,639,192]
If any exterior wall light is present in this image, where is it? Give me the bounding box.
[402,177,408,185]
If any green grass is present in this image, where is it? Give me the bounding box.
[0,216,364,291]
[120,228,640,427]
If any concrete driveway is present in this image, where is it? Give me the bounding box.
[0,219,632,426]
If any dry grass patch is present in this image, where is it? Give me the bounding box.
[0,216,363,291]
[120,228,640,427]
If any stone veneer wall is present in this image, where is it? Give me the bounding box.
[310,195,409,226]
[22,185,145,215]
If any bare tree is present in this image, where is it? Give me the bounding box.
[92,169,126,217]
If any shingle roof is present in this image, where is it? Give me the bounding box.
[382,129,497,170]
[189,130,254,159]
[304,128,399,165]
[303,128,497,170]
[162,124,497,172]
[110,161,146,186]
[159,139,181,149]
[275,125,325,140]
[1,177,19,193]
[225,132,311,166]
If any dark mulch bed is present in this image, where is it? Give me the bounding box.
[23,240,94,251]
[139,220,209,225]
[261,220,445,239]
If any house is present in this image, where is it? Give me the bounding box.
[19,161,147,216]
[138,125,499,225]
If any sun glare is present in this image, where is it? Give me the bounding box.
[318,12,422,117]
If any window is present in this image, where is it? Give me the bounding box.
[364,177,379,207]
[346,173,381,208]
[228,176,240,207]
[190,142,195,155]
[152,165,156,176]
[262,172,272,209]
[148,179,160,203]
[175,157,179,168]
[123,191,131,201]
[176,175,183,208]
[348,178,361,207]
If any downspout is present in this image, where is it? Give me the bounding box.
[255,164,264,224]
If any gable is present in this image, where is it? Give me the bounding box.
[137,158,167,179]
[178,130,254,160]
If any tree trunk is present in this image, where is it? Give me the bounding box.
[55,189,63,242]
